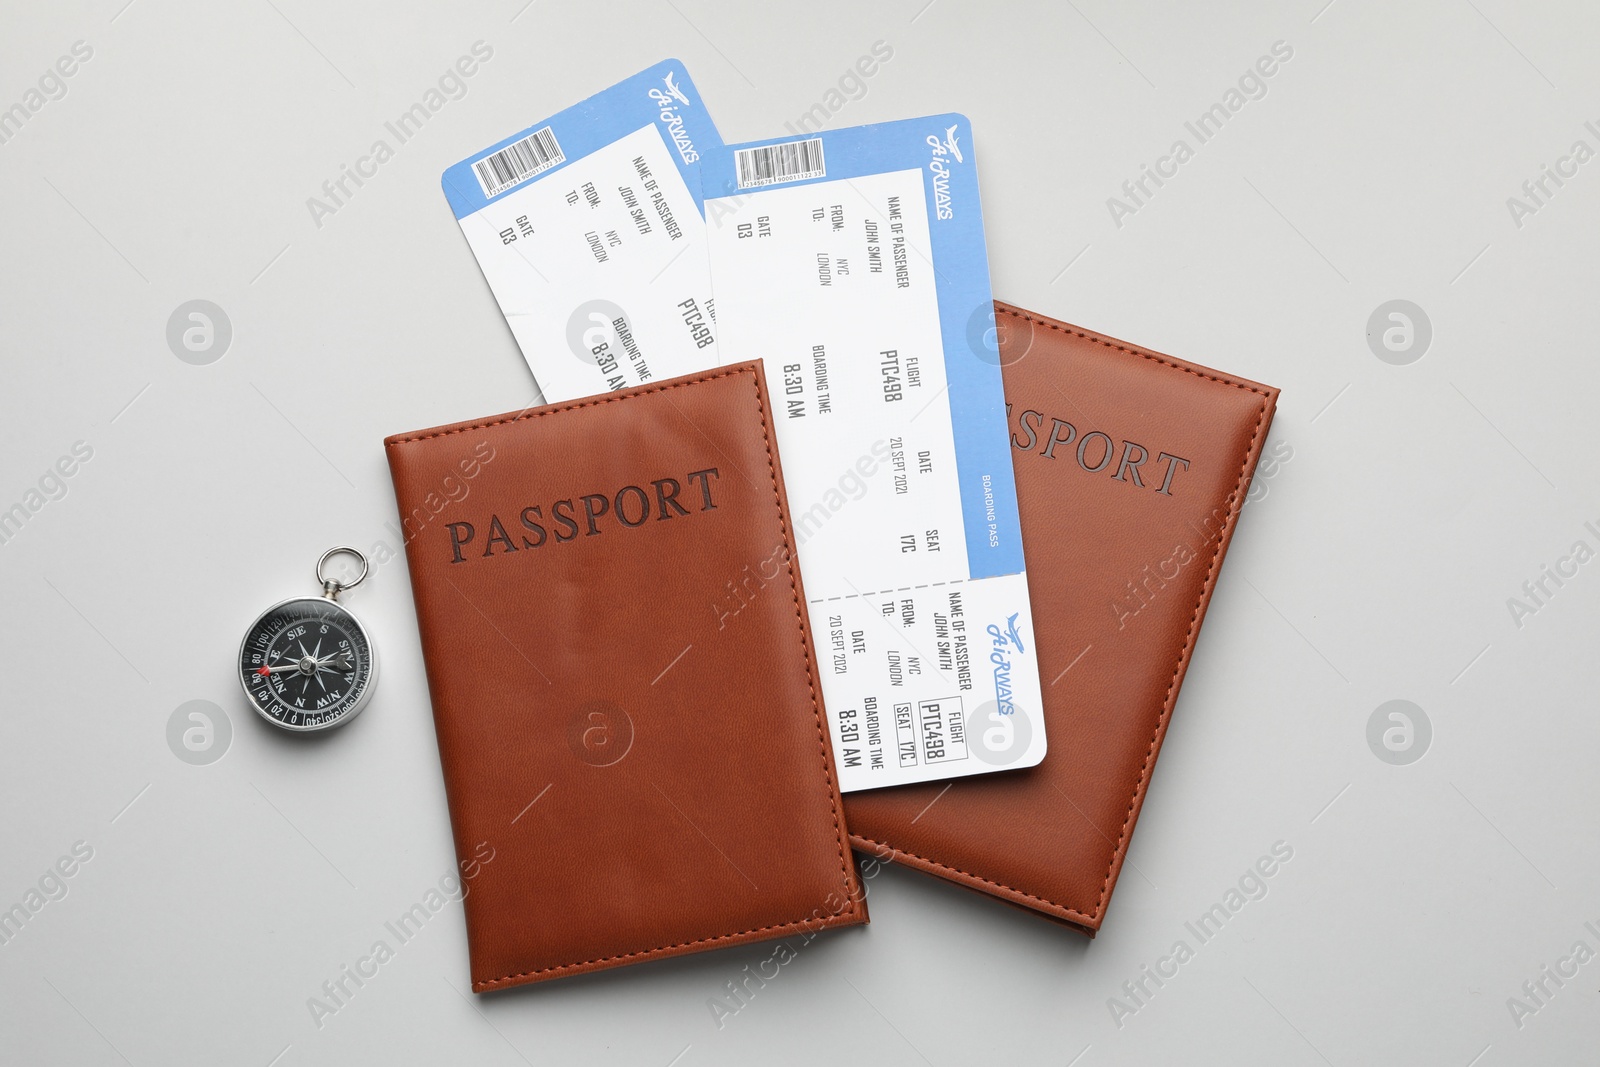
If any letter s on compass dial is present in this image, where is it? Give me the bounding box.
[238,597,377,732]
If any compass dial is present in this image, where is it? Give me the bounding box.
[238,597,375,731]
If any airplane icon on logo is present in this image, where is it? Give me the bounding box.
[662,71,691,107]
[941,124,963,163]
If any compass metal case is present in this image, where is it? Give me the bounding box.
[237,548,378,733]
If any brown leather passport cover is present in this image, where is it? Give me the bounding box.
[384,362,865,991]
[844,302,1279,934]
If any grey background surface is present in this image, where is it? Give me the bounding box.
[1,1,1595,1063]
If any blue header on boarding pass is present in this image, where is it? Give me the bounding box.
[699,115,1024,579]
[441,59,720,220]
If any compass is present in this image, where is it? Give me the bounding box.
[238,547,377,732]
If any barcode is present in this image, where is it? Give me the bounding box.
[472,127,565,198]
[735,139,825,189]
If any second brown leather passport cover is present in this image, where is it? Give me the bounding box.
[845,302,1279,934]
[385,362,865,991]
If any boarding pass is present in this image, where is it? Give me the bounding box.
[440,60,721,402]
[694,116,1047,790]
